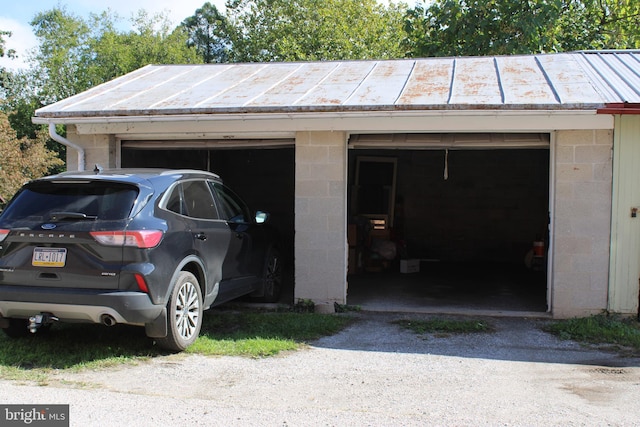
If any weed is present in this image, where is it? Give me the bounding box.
[292,299,315,313]
[334,303,361,313]
[544,314,640,352]
[394,317,492,335]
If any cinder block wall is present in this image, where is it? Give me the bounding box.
[294,131,348,305]
[552,129,613,318]
[65,125,116,171]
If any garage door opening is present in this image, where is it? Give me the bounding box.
[121,143,295,304]
[347,135,550,314]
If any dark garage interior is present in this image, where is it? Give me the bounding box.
[121,145,296,303]
[121,138,550,313]
[347,143,550,313]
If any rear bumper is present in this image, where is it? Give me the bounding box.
[0,285,163,326]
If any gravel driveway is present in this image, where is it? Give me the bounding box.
[2,312,640,426]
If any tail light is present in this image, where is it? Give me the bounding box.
[0,229,9,243]
[134,273,150,293]
[90,230,164,248]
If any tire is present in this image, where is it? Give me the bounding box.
[260,247,283,303]
[156,271,203,352]
[2,318,29,338]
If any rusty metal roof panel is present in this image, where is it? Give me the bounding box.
[496,56,559,104]
[529,54,603,104]
[34,51,640,119]
[449,57,503,105]
[44,65,163,113]
[344,60,415,105]
[100,66,221,111]
[107,66,224,110]
[201,63,303,107]
[248,62,341,106]
[144,65,238,109]
[293,61,377,105]
[160,64,266,109]
[396,59,453,105]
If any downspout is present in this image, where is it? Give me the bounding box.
[48,123,85,171]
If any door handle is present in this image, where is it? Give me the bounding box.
[195,232,207,241]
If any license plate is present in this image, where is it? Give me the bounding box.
[32,247,67,267]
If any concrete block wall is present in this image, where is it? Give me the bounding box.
[294,131,348,305]
[552,129,613,318]
[65,125,116,171]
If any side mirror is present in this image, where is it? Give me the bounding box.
[255,210,270,224]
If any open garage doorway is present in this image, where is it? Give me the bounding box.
[347,134,550,315]
[121,144,296,304]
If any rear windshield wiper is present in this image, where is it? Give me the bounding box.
[50,211,98,221]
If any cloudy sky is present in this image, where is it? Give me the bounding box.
[1,0,227,70]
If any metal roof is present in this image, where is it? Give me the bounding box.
[34,51,640,120]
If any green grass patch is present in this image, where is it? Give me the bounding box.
[544,314,640,351]
[0,324,157,371]
[394,317,492,336]
[187,311,352,357]
[0,310,353,379]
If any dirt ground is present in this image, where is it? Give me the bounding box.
[2,312,640,426]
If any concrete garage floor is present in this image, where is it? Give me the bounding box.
[347,260,549,317]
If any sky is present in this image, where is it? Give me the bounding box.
[0,0,228,70]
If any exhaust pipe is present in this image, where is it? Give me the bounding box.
[100,314,117,327]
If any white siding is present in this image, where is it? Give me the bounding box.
[609,115,640,315]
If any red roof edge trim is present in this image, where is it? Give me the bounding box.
[597,103,640,114]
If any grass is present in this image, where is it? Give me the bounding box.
[187,311,352,357]
[394,317,492,336]
[0,309,353,380]
[544,314,640,352]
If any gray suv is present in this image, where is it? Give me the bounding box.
[0,168,282,351]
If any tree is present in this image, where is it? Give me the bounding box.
[403,0,640,57]
[181,2,231,63]
[29,7,202,105]
[1,7,203,170]
[0,30,16,59]
[29,8,95,103]
[577,0,640,49]
[404,0,565,57]
[225,0,407,61]
[86,10,202,81]
[0,112,64,206]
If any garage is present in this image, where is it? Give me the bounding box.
[33,51,640,318]
[346,133,550,313]
[120,142,297,303]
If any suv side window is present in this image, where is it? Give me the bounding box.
[165,184,186,215]
[209,182,251,223]
[168,180,218,220]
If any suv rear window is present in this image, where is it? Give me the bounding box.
[1,181,138,221]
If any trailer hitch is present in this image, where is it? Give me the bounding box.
[28,313,59,333]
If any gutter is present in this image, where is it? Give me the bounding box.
[48,123,85,171]
[597,103,640,115]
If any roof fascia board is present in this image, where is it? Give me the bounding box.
[53,111,611,136]
[34,110,613,136]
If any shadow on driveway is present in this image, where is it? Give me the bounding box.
[312,312,640,367]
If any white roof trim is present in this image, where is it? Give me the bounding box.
[49,110,613,139]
